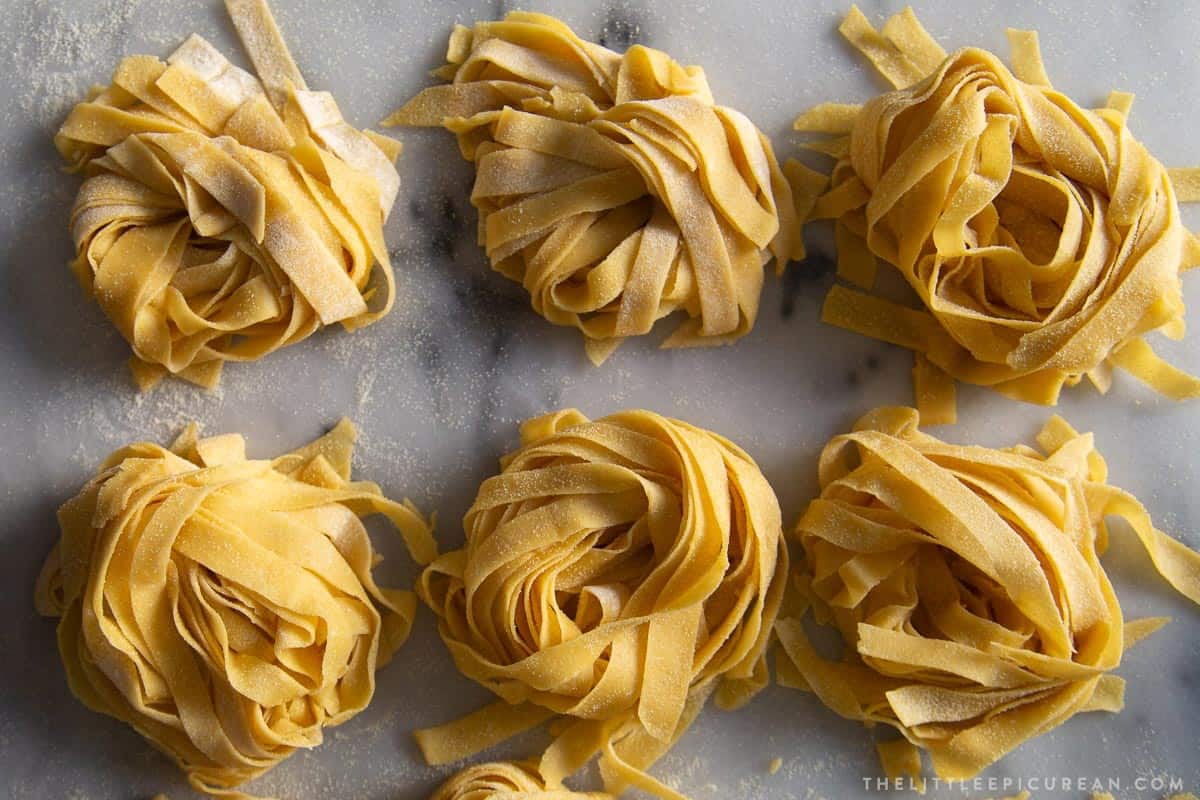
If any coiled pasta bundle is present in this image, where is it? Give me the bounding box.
[389,13,805,364]
[34,419,436,797]
[57,0,402,389]
[794,7,1200,421]
[431,761,608,800]
[776,406,1200,782]
[415,409,787,799]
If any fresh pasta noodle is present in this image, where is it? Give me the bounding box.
[431,761,609,800]
[792,7,1200,421]
[387,13,806,364]
[775,406,1200,781]
[57,0,403,390]
[415,409,787,799]
[34,419,437,798]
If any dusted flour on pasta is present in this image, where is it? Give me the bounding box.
[57,0,403,390]
[776,406,1200,782]
[415,409,787,800]
[388,13,806,364]
[34,419,436,798]
[431,761,609,800]
[792,7,1200,421]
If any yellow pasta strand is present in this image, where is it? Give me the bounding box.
[33,419,436,798]
[415,409,787,798]
[795,6,1200,412]
[431,761,610,800]
[776,406,1200,781]
[57,0,402,390]
[386,13,805,364]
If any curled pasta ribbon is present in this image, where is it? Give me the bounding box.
[34,419,437,798]
[387,13,805,364]
[57,0,403,390]
[415,409,787,799]
[793,6,1200,421]
[431,761,610,800]
[775,406,1200,782]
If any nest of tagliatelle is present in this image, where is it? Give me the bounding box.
[793,7,1200,421]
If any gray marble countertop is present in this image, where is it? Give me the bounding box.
[1,1,1198,798]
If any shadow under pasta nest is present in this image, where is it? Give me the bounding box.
[0,127,130,389]
[0,490,191,797]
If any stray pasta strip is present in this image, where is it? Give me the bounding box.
[34,419,436,798]
[431,761,610,800]
[388,13,805,364]
[57,0,403,390]
[792,6,1200,420]
[775,406,1200,782]
[415,409,787,799]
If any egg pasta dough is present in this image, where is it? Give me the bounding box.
[792,7,1200,421]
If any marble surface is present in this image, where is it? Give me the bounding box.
[1,1,1198,798]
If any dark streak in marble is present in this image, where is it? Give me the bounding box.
[451,268,527,330]
[844,350,885,389]
[453,270,528,448]
[597,5,645,50]
[408,190,464,260]
[780,249,837,320]
[407,170,529,368]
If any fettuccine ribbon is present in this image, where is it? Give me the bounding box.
[792,7,1200,421]
[388,13,806,364]
[775,406,1200,782]
[431,761,610,800]
[57,0,403,390]
[415,409,787,799]
[34,419,436,798]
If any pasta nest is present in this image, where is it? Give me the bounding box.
[34,419,436,798]
[431,761,609,800]
[794,7,1200,419]
[389,12,806,364]
[416,409,787,797]
[775,406,1200,782]
[56,0,402,390]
